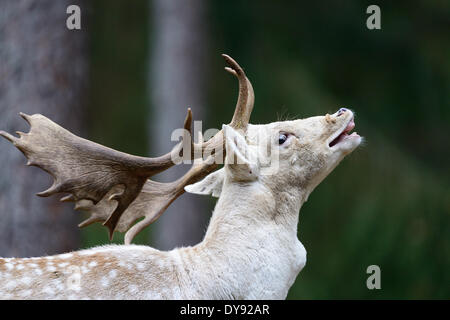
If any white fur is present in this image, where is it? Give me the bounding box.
[0,109,361,300]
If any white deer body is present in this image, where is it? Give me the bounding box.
[0,55,361,300]
[0,185,305,300]
[0,113,360,299]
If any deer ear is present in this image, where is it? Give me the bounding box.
[223,125,259,180]
[184,168,224,198]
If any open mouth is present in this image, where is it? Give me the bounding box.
[329,117,359,147]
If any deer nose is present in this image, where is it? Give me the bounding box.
[337,108,347,116]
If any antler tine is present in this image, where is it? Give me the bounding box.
[222,54,254,132]
[134,107,193,175]
[123,157,220,245]
[191,54,254,158]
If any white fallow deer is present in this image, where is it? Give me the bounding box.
[0,54,361,300]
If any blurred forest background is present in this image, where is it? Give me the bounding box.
[0,0,449,299]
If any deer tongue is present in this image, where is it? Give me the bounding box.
[329,119,356,147]
[344,119,355,133]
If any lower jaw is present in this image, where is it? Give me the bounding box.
[330,132,360,147]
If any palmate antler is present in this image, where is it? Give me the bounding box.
[0,111,192,238]
[0,54,255,244]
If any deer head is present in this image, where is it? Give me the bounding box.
[186,108,361,211]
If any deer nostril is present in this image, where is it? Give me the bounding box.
[337,108,347,116]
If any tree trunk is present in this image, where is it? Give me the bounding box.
[149,0,209,250]
[0,0,87,257]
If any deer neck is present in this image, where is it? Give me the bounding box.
[198,181,307,299]
[204,182,304,239]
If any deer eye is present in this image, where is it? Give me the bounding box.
[278,133,288,145]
